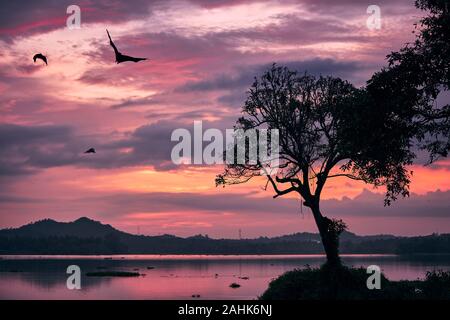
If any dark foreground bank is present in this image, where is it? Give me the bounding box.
[261,265,450,300]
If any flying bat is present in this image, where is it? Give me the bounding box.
[33,53,48,65]
[84,148,96,154]
[107,29,147,64]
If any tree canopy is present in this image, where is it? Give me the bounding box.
[216,0,450,265]
[368,0,450,162]
[216,65,414,206]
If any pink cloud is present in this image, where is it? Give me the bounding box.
[0,0,448,238]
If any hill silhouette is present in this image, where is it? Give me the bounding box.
[0,217,123,238]
[0,217,448,255]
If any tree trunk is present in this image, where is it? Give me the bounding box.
[309,204,341,266]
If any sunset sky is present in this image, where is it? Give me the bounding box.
[1,0,449,238]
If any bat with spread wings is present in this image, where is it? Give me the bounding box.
[107,29,147,64]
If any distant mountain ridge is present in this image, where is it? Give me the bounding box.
[0,217,448,255]
[0,217,124,238]
[0,217,397,241]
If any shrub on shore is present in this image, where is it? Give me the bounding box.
[260,265,450,300]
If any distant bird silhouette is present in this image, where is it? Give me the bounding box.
[84,148,96,154]
[106,29,147,64]
[33,53,48,65]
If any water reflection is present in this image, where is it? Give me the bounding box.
[1,254,449,299]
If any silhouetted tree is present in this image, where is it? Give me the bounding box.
[217,66,414,265]
[216,0,450,266]
[368,0,450,161]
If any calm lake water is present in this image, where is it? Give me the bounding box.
[1,254,449,299]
